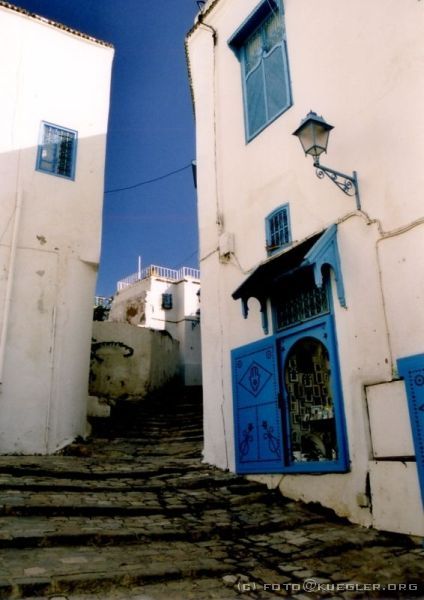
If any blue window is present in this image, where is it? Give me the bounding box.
[229,0,292,140]
[266,204,291,255]
[161,293,173,310]
[36,122,77,180]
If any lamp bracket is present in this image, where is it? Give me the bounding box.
[314,160,361,210]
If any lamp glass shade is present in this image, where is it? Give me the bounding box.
[293,112,333,160]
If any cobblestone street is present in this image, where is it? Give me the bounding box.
[0,389,422,599]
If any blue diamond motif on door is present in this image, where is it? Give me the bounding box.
[238,361,272,397]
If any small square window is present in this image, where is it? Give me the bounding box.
[229,0,292,140]
[266,204,291,255]
[161,293,173,310]
[36,122,77,180]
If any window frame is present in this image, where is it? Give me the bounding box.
[36,121,78,181]
[161,293,173,310]
[265,204,291,256]
[228,0,293,142]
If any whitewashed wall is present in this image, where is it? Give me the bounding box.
[0,6,113,454]
[110,275,202,385]
[90,322,180,399]
[187,0,424,534]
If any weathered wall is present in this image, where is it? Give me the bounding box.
[90,322,180,400]
[187,0,424,534]
[110,275,202,385]
[0,6,113,454]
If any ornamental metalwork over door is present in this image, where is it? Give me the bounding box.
[279,317,349,472]
[232,338,283,473]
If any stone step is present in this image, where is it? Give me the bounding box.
[0,458,205,480]
[0,486,270,518]
[89,431,203,441]
[0,501,302,549]
[0,471,260,493]
[0,540,237,599]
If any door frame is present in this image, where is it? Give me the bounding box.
[276,314,350,473]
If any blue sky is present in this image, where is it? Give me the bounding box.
[12,0,199,297]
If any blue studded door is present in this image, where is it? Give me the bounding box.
[397,354,424,506]
[231,338,284,473]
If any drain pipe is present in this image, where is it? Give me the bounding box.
[0,189,24,391]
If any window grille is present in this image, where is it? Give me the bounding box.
[36,122,77,180]
[266,205,290,254]
[229,0,292,140]
[273,270,329,330]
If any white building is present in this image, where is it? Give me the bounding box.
[186,0,424,535]
[109,264,202,386]
[0,2,114,454]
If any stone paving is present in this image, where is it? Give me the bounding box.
[0,389,422,599]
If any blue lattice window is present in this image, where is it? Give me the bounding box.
[36,122,77,180]
[266,204,291,255]
[229,0,292,140]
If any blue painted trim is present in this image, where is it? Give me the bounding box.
[397,354,424,506]
[265,203,291,256]
[35,121,78,181]
[302,224,346,308]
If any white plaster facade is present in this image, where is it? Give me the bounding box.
[0,3,114,454]
[186,0,424,535]
[90,321,180,400]
[109,265,202,386]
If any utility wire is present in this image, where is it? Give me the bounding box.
[174,248,199,269]
[105,163,192,194]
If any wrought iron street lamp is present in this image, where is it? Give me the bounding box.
[293,111,361,210]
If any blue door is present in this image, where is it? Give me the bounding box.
[278,316,349,472]
[232,338,284,473]
[397,354,424,506]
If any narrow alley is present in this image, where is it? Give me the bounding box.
[0,388,422,600]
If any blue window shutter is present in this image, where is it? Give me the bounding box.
[232,338,283,473]
[397,354,424,505]
[245,64,267,139]
[230,1,292,141]
[263,46,288,120]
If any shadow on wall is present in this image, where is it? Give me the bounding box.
[0,134,108,455]
[89,321,180,402]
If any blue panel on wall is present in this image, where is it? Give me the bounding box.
[231,338,283,473]
[397,353,424,505]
